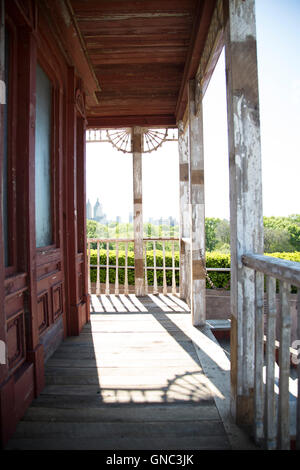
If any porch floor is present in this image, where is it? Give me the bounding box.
[6,295,254,450]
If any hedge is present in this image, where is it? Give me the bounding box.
[89,250,299,290]
[89,249,180,287]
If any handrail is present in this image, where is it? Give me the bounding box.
[242,253,300,287]
[87,237,231,295]
[241,252,300,450]
[87,237,180,295]
[88,238,134,243]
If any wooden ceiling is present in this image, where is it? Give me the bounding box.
[67,0,216,127]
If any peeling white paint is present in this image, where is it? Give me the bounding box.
[188,81,206,326]
[0,340,6,365]
[225,0,263,415]
[0,80,5,104]
[230,0,256,42]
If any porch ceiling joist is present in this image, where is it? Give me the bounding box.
[87,114,177,129]
[43,0,218,127]
[175,0,217,122]
[39,0,101,107]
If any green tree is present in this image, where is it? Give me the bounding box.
[205,218,220,251]
[263,215,300,252]
[87,219,99,238]
[263,227,293,253]
[287,224,300,251]
[215,219,231,245]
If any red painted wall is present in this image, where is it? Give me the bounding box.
[0,0,90,447]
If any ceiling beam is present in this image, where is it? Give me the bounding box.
[40,0,101,107]
[87,114,177,129]
[71,0,198,15]
[175,0,216,122]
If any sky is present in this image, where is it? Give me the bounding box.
[86,0,300,222]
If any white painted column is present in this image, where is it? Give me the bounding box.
[178,121,190,302]
[188,80,206,326]
[224,0,264,425]
[132,126,144,296]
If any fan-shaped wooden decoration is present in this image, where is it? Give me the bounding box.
[106,128,169,154]
[143,128,168,153]
[106,129,132,153]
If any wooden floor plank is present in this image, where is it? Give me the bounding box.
[22,403,220,423]
[30,395,216,409]
[13,420,227,439]
[6,435,231,450]
[6,294,231,450]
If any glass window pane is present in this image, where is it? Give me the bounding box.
[35,64,53,248]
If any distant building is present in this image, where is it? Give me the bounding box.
[159,217,171,226]
[169,216,175,227]
[86,199,92,219]
[129,212,133,223]
[93,198,107,224]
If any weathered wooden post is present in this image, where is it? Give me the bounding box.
[132,126,144,296]
[65,67,80,335]
[188,80,206,326]
[178,121,190,302]
[76,114,90,324]
[224,0,264,424]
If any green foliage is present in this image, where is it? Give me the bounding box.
[87,221,179,244]
[287,224,300,251]
[215,219,231,245]
[86,220,99,238]
[214,243,230,254]
[206,251,231,289]
[205,218,221,251]
[89,249,180,286]
[263,227,294,253]
[263,215,300,252]
[265,251,300,263]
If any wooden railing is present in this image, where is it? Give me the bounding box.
[143,238,179,295]
[242,253,300,450]
[87,237,180,295]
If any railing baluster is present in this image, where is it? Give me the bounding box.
[124,242,129,295]
[172,240,176,295]
[144,241,148,295]
[105,241,110,295]
[296,289,300,450]
[162,240,167,295]
[96,241,101,295]
[278,281,291,450]
[115,241,119,295]
[265,276,277,450]
[87,241,91,294]
[254,271,265,444]
[153,241,158,294]
[87,236,181,297]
